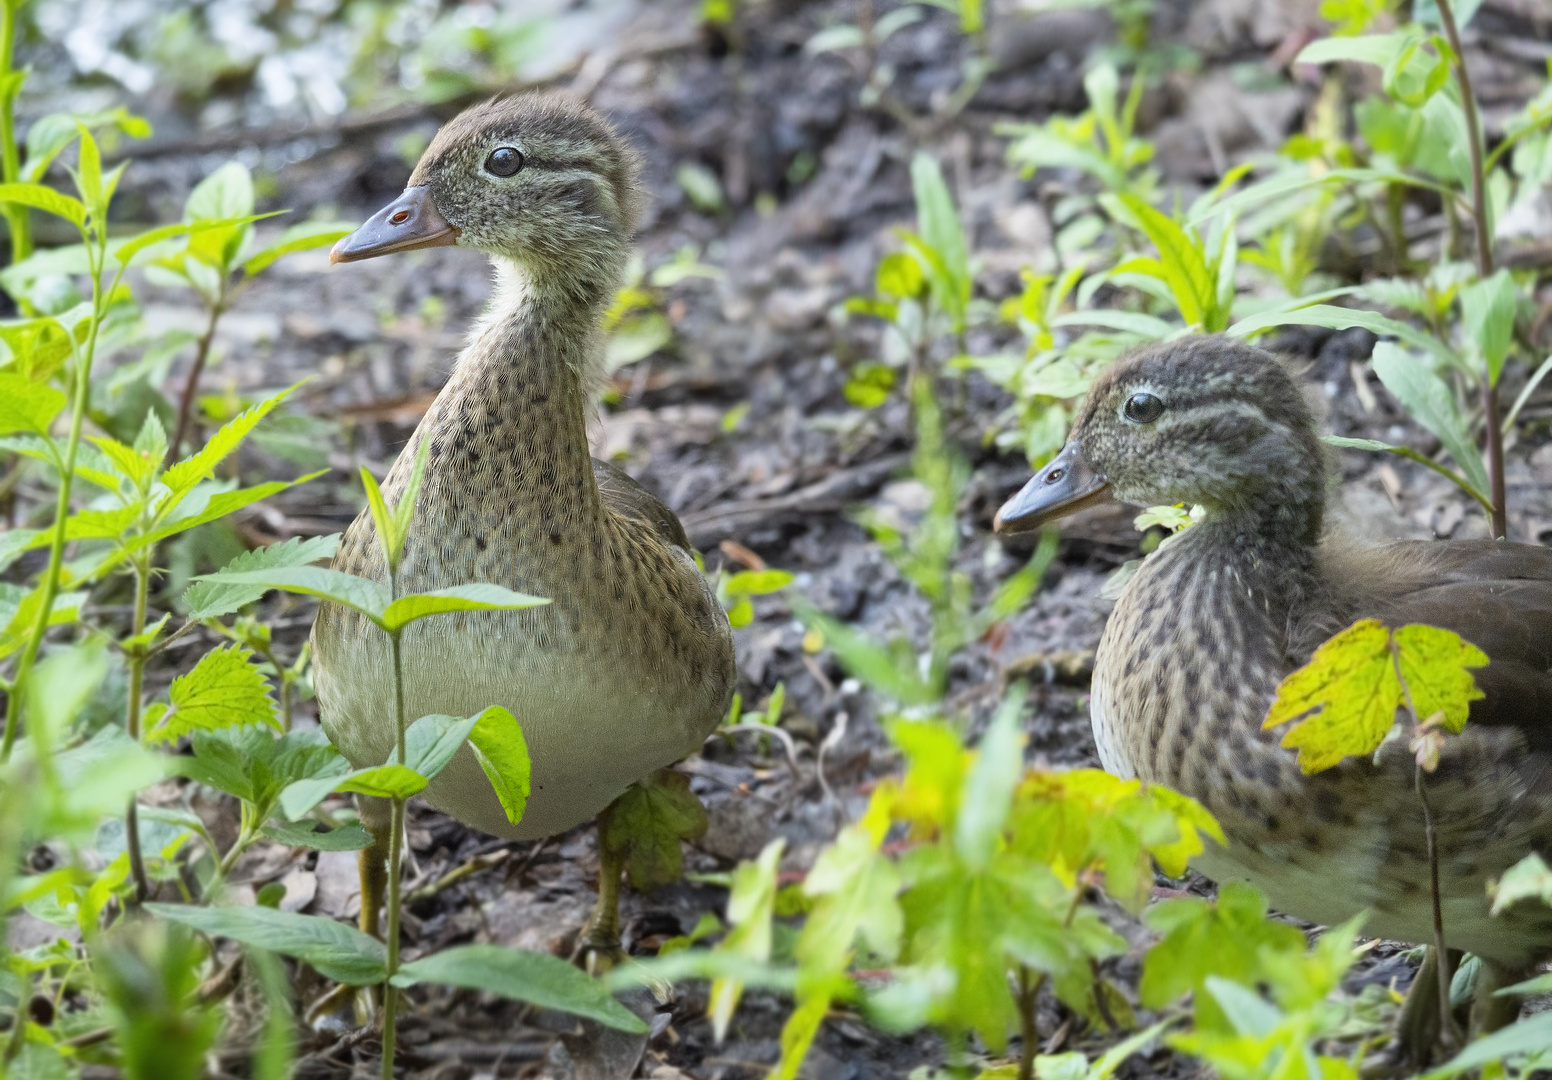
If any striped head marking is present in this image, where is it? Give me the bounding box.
[1071,336,1325,534]
[407,94,643,273]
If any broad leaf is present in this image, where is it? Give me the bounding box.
[146,644,279,743]
[184,535,341,619]
[146,903,387,985]
[1459,269,1516,385]
[1420,1012,1552,1079]
[1489,852,1552,916]
[260,821,374,852]
[190,565,390,627]
[0,373,66,436]
[162,383,303,500]
[599,768,708,891]
[380,583,550,634]
[709,839,785,1042]
[1263,619,1486,773]
[392,945,647,1032]
[242,221,355,277]
[0,182,86,227]
[468,705,531,825]
[395,713,481,782]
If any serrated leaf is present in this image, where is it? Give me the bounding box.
[392,945,646,1031]
[190,565,390,627]
[1264,619,1485,773]
[162,383,302,500]
[137,474,326,550]
[147,644,278,743]
[146,903,386,985]
[183,535,341,619]
[600,768,708,891]
[260,821,373,852]
[379,583,550,634]
[0,373,66,436]
[468,705,531,826]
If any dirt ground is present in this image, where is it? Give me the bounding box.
[23,0,1552,1076]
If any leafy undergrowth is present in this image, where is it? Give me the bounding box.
[2,0,1552,1078]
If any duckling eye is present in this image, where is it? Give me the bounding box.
[1122,392,1164,424]
[485,147,524,178]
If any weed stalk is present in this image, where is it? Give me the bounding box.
[1435,0,1507,539]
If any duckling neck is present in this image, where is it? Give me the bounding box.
[428,260,604,520]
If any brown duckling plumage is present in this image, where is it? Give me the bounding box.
[995,335,1552,978]
[312,95,735,946]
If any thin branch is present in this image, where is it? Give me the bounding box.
[1435,0,1508,539]
[168,300,223,466]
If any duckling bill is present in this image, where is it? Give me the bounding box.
[312,94,736,959]
[996,335,1552,1039]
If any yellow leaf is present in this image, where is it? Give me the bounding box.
[1264,619,1400,773]
[1393,623,1487,733]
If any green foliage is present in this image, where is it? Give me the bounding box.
[600,768,709,891]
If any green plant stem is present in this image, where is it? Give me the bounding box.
[380,794,405,1080]
[123,555,152,905]
[168,298,225,466]
[2,240,115,761]
[0,0,29,267]
[1435,0,1508,540]
[1016,965,1039,1080]
[1414,762,1455,1048]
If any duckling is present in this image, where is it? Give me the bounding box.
[994,335,1552,1040]
[314,94,736,960]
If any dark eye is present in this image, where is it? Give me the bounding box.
[1123,392,1164,424]
[485,147,524,177]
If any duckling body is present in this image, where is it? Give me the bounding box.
[312,96,735,844]
[997,336,1552,968]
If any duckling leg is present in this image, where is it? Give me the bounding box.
[580,823,626,975]
[356,794,393,939]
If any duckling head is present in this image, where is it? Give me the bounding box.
[332,94,642,297]
[996,335,1326,542]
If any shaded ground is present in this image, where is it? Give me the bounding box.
[14,0,1552,1076]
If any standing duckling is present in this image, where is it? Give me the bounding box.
[995,335,1552,1047]
[314,94,736,960]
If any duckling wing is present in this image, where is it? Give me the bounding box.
[1359,539,1552,750]
[591,457,693,552]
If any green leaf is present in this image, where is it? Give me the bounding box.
[1115,195,1212,327]
[876,251,925,300]
[185,726,347,815]
[1459,269,1516,385]
[184,535,342,619]
[1420,1012,1552,1079]
[392,438,432,560]
[337,764,427,800]
[1295,32,1407,67]
[1140,882,1305,1031]
[710,839,785,1041]
[954,685,1026,869]
[186,161,254,222]
[137,474,327,550]
[1321,435,1492,513]
[395,713,481,782]
[0,182,86,227]
[145,903,387,985]
[190,565,390,628]
[1489,852,1552,916]
[360,464,396,568]
[147,644,279,743]
[379,583,550,634]
[260,821,374,852]
[242,221,355,277]
[723,569,796,598]
[909,153,971,325]
[1228,304,1453,364]
[468,705,531,826]
[599,769,708,891]
[1370,343,1492,497]
[1262,619,1485,773]
[392,945,647,1032]
[799,789,902,972]
[0,373,66,436]
[162,383,303,501]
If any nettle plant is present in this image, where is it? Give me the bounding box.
[0,117,648,1076]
